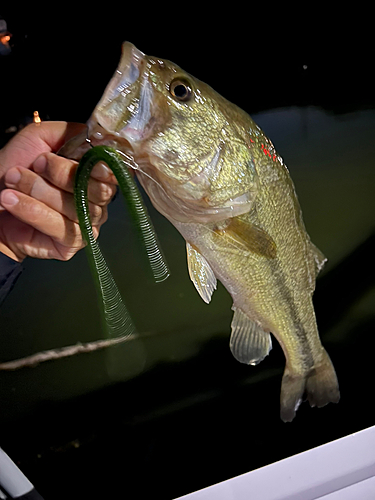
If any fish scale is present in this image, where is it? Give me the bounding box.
[66,41,339,421]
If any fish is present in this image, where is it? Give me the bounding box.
[64,42,340,421]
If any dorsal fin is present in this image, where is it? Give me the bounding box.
[230,308,272,365]
[186,242,217,304]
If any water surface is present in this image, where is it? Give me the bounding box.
[1,106,374,499]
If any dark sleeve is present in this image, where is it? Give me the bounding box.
[0,252,23,307]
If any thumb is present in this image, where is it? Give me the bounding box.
[34,121,89,153]
[0,122,88,176]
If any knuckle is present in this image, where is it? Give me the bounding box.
[59,252,75,262]
[45,153,77,187]
[63,222,83,247]
[98,183,115,205]
[27,200,46,223]
[89,203,102,221]
[54,246,79,261]
[92,226,100,240]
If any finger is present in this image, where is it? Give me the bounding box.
[90,161,118,184]
[0,189,87,248]
[0,122,89,174]
[4,166,104,225]
[0,211,99,261]
[33,153,118,206]
[90,161,134,181]
[25,121,89,155]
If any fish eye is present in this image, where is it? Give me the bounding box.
[169,78,192,102]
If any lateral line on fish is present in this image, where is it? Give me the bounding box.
[267,257,315,370]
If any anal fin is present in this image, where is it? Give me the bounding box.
[186,242,217,304]
[230,307,272,365]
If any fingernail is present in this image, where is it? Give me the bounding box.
[1,191,19,206]
[33,155,47,173]
[5,168,21,186]
[91,162,111,179]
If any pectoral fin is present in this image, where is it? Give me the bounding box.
[186,242,217,304]
[223,218,277,259]
[230,308,272,365]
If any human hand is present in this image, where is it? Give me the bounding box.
[0,121,118,262]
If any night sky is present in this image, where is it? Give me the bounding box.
[0,8,372,137]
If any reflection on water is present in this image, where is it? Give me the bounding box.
[1,106,375,499]
[255,107,375,269]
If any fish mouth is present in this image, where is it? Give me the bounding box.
[59,42,154,161]
[91,42,153,146]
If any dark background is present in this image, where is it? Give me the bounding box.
[1,8,374,135]
[0,7,374,500]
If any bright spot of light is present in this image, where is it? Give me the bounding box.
[33,111,41,124]
[0,35,10,44]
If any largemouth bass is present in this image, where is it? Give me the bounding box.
[64,42,340,421]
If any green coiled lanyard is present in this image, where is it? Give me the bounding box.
[74,145,169,339]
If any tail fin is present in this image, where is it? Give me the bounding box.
[305,349,340,408]
[280,349,340,422]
